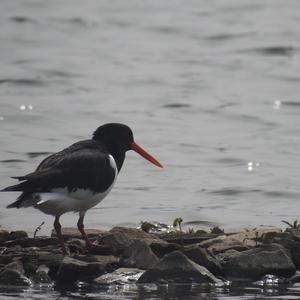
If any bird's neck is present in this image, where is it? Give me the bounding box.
[109,150,125,173]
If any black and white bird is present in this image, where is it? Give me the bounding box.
[1,123,163,255]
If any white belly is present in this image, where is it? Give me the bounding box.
[34,155,118,216]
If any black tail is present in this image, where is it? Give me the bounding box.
[6,200,21,209]
[1,183,23,192]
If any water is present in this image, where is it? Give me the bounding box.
[0,0,300,298]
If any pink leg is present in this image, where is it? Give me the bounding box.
[77,213,108,252]
[54,216,69,256]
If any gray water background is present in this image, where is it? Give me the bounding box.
[1,0,300,299]
[1,0,300,236]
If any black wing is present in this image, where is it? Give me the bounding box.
[2,140,116,193]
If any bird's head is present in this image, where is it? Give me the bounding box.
[93,123,163,168]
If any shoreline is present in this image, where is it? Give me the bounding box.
[1,224,300,287]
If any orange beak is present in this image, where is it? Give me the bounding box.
[131,142,163,168]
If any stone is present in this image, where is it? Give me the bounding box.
[220,243,296,280]
[32,265,52,284]
[101,227,168,254]
[183,246,223,276]
[51,227,105,241]
[7,231,28,241]
[122,240,159,269]
[288,271,300,284]
[66,238,86,254]
[94,268,144,285]
[199,227,282,254]
[0,229,9,244]
[3,237,59,248]
[262,231,300,269]
[73,254,120,265]
[0,255,13,265]
[150,242,181,258]
[56,256,106,281]
[37,253,64,277]
[137,251,222,284]
[0,260,31,286]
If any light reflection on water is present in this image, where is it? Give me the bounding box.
[1,281,300,300]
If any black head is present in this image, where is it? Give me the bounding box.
[93,123,163,169]
[93,123,134,153]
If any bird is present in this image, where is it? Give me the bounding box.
[1,123,163,255]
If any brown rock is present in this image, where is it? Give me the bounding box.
[138,251,222,284]
[101,227,168,254]
[94,268,144,285]
[51,227,106,240]
[200,227,282,254]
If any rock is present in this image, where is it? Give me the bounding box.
[0,255,13,265]
[32,265,52,284]
[51,227,105,241]
[262,231,300,269]
[72,254,119,273]
[66,238,86,254]
[0,260,31,286]
[150,242,181,258]
[7,231,28,241]
[101,227,168,254]
[138,251,222,284]
[37,253,64,277]
[220,243,296,280]
[94,268,144,285]
[0,229,9,244]
[288,271,300,284]
[159,233,220,246]
[3,237,59,248]
[199,227,282,254]
[73,254,120,265]
[56,256,106,281]
[122,240,159,269]
[183,246,223,276]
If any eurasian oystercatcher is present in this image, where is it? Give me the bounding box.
[1,123,163,255]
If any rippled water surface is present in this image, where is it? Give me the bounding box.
[0,0,300,298]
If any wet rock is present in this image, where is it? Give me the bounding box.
[183,246,223,276]
[56,256,106,282]
[220,243,296,280]
[51,227,105,241]
[159,233,220,245]
[122,240,159,269]
[94,268,144,285]
[0,255,13,265]
[262,231,300,269]
[0,260,31,286]
[199,227,282,254]
[74,254,120,265]
[66,238,86,254]
[288,271,300,284]
[0,229,9,244]
[32,265,52,284]
[7,231,28,241]
[73,254,119,273]
[37,253,64,277]
[150,242,181,258]
[3,236,59,248]
[101,227,168,254]
[138,251,222,284]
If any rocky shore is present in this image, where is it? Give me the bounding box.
[1,224,300,287]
